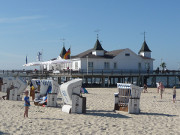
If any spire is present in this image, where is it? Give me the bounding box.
[144,31,146,41]
[97,34,99,40]
[93,39,104,50]
[139,41,151,54]
[60,46,67,58]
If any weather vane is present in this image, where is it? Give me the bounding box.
[141,31,147,41]
[94,29,101,39]
[60,38,66,46]
[144,31,146,41]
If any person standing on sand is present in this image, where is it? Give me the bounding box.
[24,90,30,118]
[30,85,35,101]
[172,86,176,103]
[143,84,148,93]
[158,82,165,99]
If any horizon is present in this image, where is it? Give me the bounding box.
[0,0,180,70]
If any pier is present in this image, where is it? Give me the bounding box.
[0,69,180,88]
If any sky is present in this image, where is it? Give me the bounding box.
[0,0,180,70]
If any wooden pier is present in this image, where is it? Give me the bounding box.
[0,70,180,88]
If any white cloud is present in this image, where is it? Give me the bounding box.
[0,15,44,23]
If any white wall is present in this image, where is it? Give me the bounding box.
[71,59,81,71]
[72,48,154,72]
[92,50,104,56]
[140,52,151,58]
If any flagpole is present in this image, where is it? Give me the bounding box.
[70,45,72,75]
[26,55,28,64]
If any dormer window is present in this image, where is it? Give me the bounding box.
[125,53,130,56]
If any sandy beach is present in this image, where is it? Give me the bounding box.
[0,87,180,135]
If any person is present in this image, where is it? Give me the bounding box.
[172,86,176,103]
[30,85,35,101]
[157,82,160,93]
[158,82,165,99]
[2,84,15,100]
[24,90,30,118]
[143,84,148,93]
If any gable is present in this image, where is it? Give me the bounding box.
[113,48,140,60]
[113,48,154,61]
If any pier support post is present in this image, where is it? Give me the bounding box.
[58,77,61,85]
[131,77,133,84]
[137,77,140,86]
[108,77,110,87]
[109,77,112,86]
[101,77,105,87]
[66,77,70,82]
[113,77,115,86]
[152,76,156,87]
[167,76,169,88]
[91,77,93,87]
[118,77,120,83]
[85,77,88,85]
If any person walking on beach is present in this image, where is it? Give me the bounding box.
[158,82,165,99]
[157,82,160,93]
[172,86,176,103]
[143,84,148,93]
[24,90,30,118]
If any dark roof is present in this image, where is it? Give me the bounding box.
[106,49,125,57]
[71,49,125,59]
[51,58,57,61]
[93,39,104,50]
[139,41,151,53]
[60,46,66,58]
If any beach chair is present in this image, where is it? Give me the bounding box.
[114,83,143,114]
[60,79,86,114]
[31,79,59,107]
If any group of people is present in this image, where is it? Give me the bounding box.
[157,82,177,102]
[143,82,176,103]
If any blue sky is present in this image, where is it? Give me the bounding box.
[0,0,180,70]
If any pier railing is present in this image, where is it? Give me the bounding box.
[0,69,180,77]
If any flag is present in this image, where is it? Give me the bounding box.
[63,48,71,59]
[26,56,28,64]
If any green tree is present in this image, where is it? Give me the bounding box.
[160,62,166,71]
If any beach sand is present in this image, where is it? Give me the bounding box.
[0,88,180,135]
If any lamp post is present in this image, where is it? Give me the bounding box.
[86,56,88,75]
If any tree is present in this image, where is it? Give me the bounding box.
[160,62,166,71]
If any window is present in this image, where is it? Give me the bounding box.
[104,62,110,69]
[114,62,117,69]
[125,53,130,56]
[88,62,93,69]
[145,63,150,69]
[75,62,78,69]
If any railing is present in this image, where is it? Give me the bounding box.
[0,69,180,77]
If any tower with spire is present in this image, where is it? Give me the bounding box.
[138,32,152,58]
[92,34,104,56]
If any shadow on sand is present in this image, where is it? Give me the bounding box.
[31,118,63,121]
[0,131,9,135]
[40,118,63,121]
[86,110,131,118]
[140,112,177,117]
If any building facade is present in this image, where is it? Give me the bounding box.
[69,39,154,73]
